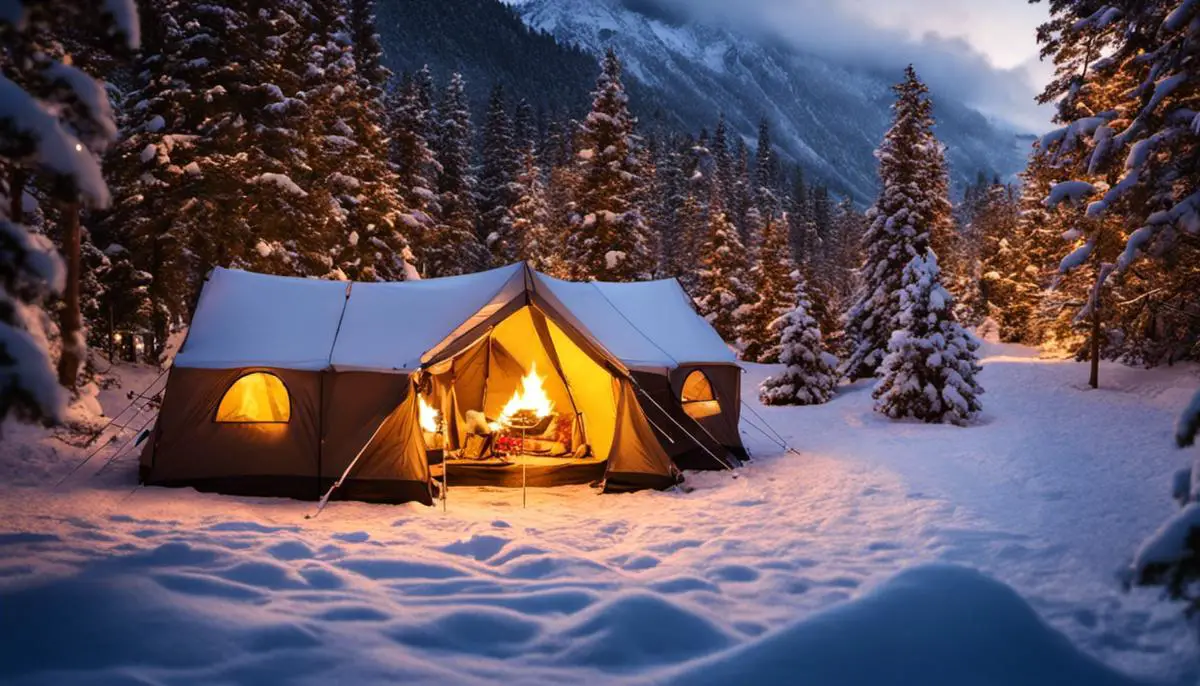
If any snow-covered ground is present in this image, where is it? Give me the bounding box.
[1,342,1197,684]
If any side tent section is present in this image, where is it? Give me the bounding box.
[140,367,323,499]
[320,373,433,505]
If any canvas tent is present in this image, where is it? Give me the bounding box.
[141,263,746,505]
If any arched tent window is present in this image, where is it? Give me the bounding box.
[216,373,291,423]
[681,370,721,419]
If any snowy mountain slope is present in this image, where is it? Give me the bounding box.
[1,344,1197,683]
[514,0,1029,201]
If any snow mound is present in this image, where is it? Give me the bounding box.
[662,564,1141,686]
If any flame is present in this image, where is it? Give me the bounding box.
[419,395,440,434]
[498,362,554,425]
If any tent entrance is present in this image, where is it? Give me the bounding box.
[423,306,619,488]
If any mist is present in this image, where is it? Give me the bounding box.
[617,0,1054,132]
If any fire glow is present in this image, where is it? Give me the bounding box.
[419,395,440,434]
[498,362,554,426]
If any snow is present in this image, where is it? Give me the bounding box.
[667,565,1137,686]
[174,268,350,371]
[251,173,307,197]
[1133,502,1200,579]
[1046,180,1097,208]
[537,273,737,370]
[0,74,109,207]
[0,343,1196,683]
[1179,390,1200,448]
[331,263,527,372]
[102,0,141,49]
[43,63,117,140]
[604,249,625,270]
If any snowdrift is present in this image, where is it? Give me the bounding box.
[659,564,1140,686]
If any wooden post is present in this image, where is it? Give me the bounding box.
[57,199,82,390]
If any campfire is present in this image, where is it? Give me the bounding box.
[497,362,555,431]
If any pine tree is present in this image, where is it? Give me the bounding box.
[694,185,753,345]
[672,190,706,294]
[759,273,839,406]
[976,180,1027,338]
[873,252,983,425]
[0,0,137,424]
[1037,0,1200,376]
[741,216,797,362]
[479,84,521,265]
[512,147,557,272]
[310,0,411,282]
[428,72,486,277]
[753,118,780,220]
[387,66,440,266]
[843,66,948,381]
[567,49,654,281]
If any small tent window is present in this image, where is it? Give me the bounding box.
[681,370,721,419]
[216,373,291,423]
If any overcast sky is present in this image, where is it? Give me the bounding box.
[628,0,1057,132]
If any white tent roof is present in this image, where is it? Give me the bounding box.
[531,273,736,370]
[174,268,350,371]
[175,264,737,373]
[330,263,527,372]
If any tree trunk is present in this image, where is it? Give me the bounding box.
[57,200,83,390]
[1088,299,1100,389]
[9,168,26,223]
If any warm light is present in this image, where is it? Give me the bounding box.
[74,143,82,152]
[419,395,440,434]
[134,338,145,353]
[498,362,554,425]
[113,332,123,343]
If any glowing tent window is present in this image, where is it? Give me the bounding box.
[681,370,721,419]
[216,373,291,423]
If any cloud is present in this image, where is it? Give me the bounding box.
[619,0,1054,133]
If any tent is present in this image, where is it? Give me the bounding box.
[140,263,746,505]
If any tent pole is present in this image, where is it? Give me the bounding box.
[307,414,388,520]
[522,426,527,508]
[632,383,735,472]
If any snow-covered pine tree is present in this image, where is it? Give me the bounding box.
[566,48,655,281]
[694,183,753,346]
[0,0,138,424]
[99,0,241,359]
[975,179,1028,339]
[479,84,521,265]
[429,72,487,277]
[672,190,706,294]
[759,272,839,406]
[730,138,753,241]
[512,146,558,273]
[310,0,411,282]
[741,216,797,362]
[843,66,948,381]
[711,113,737,219]
[649,134,687,279]
[787,167,816,267]
[386,66,440,267]
[873,251,983,425]
[1036,0,1200,373]
[753,118,780,221]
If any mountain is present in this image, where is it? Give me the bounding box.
[512,0,1029,202]
[374,0,679,126]
[373,0,1029,202]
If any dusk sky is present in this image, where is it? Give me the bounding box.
[623,0,1057,131]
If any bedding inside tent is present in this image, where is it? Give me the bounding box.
[421,305,622,487]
